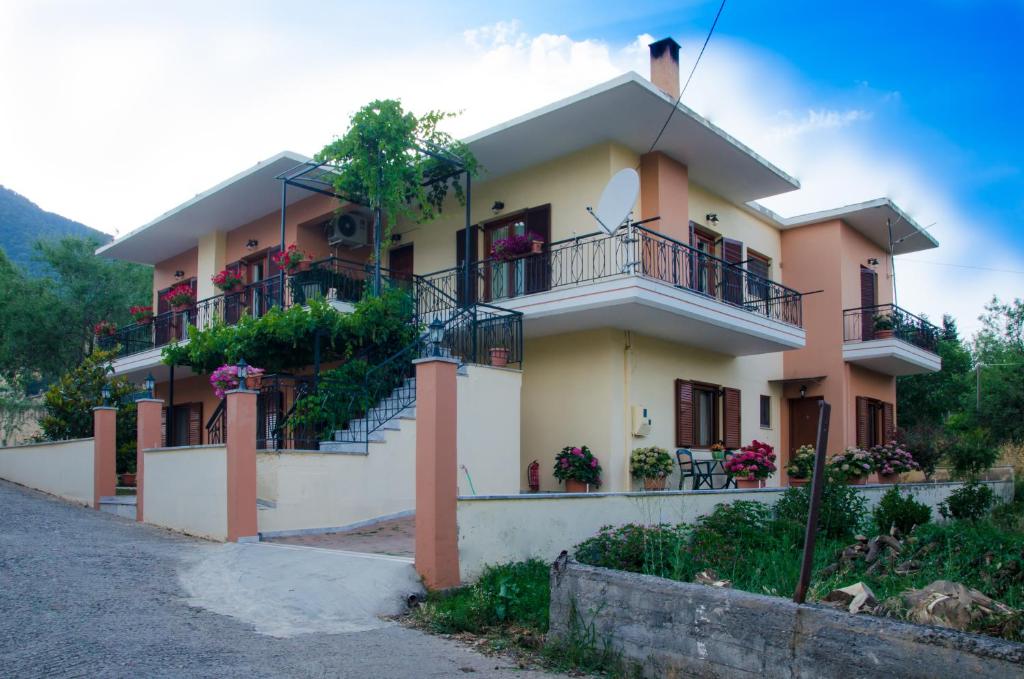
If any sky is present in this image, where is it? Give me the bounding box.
[1,1,1021,336]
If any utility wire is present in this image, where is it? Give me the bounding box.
[645,0,727,156]
[899,259,1024,276]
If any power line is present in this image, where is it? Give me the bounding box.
[645,0,727,156]
[899,258,1024,276]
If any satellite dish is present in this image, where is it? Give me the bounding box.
[589,168,639,235]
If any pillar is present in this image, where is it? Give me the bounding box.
[413,356,460,589]
[225,388,258,542]
[92,406,118,509]
[135,398,164,523]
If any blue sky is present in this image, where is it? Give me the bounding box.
[1,1,1021,333]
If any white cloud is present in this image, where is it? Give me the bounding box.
[0,9,1017,336]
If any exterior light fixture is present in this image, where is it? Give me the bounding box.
[427,319,445,357]
[236,358,249,382]
[246,239,259,250]
[491,201,505,214]
[799,384,807,399]
[144,373,155,398]
[174,270,185,280]
[867,257,880,267]
[100,383,111,406]
[705,213,719,224]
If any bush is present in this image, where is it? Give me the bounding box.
[629,446,673,480]
[774,481,867,539]
[574,523,688,578]
[944,415,999,480]
[897,424,945,479]
[873,486,931,535]
[939,481,996,521]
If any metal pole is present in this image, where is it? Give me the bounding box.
[167,363,175,447]
[794,399,831,604]
[887,218,898,310]
[279,181,287,307]
[463,172,472,308]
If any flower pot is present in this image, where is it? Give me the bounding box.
[878,473,902,484]
[229,283,245,294]
[643,477,666,491]
[172,303,193,313]
[245,374,263,390]
[489,347,509,367]
[875,329,895,339]
[119,473,136,487]
[847,476,867,486]
[789,477,809,487]
[736,477,761,489]
[136,316,152,325]
[565,479,589,493]
[531,240,544,254]
[288,260,312,274]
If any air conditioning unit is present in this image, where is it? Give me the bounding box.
[327,212,370,247]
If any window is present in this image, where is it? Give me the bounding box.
[759,395,771,429]
[856,396,894,448]
[675,380,741,449]
[693,384,718,448]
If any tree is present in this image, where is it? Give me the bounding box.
[897,314,972,430]
[972,297,1024,444]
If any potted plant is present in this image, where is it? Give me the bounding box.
[786,444,816,486]
[491,230,544,262]
[272,244,311,274]
[828,447,874,484]
[129,305,154,324]
[209,363,265,398]
[710,441,726,460]
[553,445,602,493]
[162,284,196,312]
[211,267,245,294]
[119,472,137,487]
[873,314,895,339]
[869,441,919,483]
[723,439,777,489]
[93,320,117,338]
[630,446,673,491]
[489,346,510,367]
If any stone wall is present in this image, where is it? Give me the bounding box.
[549,562,1024,678]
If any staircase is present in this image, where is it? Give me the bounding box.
[320,377,419,454]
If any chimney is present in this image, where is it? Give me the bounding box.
[649,37,681,99]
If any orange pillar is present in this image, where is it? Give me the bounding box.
[135,398,164,523]
[92,406,118,509]
[414,356,460,589]
[225,388,258,542]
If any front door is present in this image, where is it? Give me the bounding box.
[789,396,823,454]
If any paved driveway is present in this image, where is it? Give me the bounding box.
[0,480,556,678]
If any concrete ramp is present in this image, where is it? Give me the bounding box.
[178,541,423,638]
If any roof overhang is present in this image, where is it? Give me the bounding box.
[96,151,314,264]
[465,72,800,204]
[781,198,939,255]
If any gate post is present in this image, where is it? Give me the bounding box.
[413,356,460,589]
[135,398,164,523]
[225,388,258,542]
[92,406,118,509]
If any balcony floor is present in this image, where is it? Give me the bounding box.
[843,337,942,376]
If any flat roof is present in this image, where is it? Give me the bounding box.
[781,198,939,255]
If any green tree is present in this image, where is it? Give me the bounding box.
[897,314,972,429]
[972,297,1024,444]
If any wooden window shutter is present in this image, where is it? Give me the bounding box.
[882,401,895,442]
[188,402,203,446]
[455,227,480,305]
[720,238,744,305]
[524,205,552,294]
[722,387,742,449]
[855,397,869,449]
[675,379,694,448]
[860,266,877,340]
[160,407,167,447]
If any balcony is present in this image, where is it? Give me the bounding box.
[842,304,942,376]
[419,225,805,356]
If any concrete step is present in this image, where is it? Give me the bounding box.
[318,441,370,454]
[99,495,137,520]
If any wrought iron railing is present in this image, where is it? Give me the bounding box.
[842,303,939,353]
[418,224,803,328]
[206,399,226,445]
[289,256,409,307]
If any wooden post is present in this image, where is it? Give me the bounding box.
[92,406,118,509]
[794,400,831,604]
[135,398,164,523]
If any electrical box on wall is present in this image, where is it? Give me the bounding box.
[631,406,652,437]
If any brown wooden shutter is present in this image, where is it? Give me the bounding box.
[160,407,167,447]
[722,387,742,449]
[188,402,203,446]
[882,401,895,442]
[860,266,877,340]
[675,379,694,448]
[720,238,744,305]
[855,397,869,448]
[524,204,551,294]
[455,226,480,304]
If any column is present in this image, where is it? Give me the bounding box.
[225,388,258,542]
[135,398,164,523]
[92,406,118,509]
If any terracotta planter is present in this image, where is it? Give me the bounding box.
[136,316,152,325]
[789,477,810,487]
[878,473,902,484]
[642,477,666,491]
[736,477,761,489]
[565,479,590,493]
[875,329,895,339]
[531,240,544,254]
[489,347,510,367]
[119,473,137,487]
[245,374,263,390]
[288,260,312,274]
[171,303,193,313]
[847,475,868,486]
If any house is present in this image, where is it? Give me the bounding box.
[95,37,940,498]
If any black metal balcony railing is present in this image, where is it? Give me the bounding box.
[842,303,940,353]
[418,225,803,328]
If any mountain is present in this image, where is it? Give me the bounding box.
[0,185,112,276]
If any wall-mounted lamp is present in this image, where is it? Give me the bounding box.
[173,270,185,280]
[144,373,155,398]
[867,257,880,267]
[246,239,259,250]
[491,201,505,215]
[391,234,402,243]
[799,384,807,399]
[705,213,719,225]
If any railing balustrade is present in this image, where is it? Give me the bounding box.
[842,303,940,353]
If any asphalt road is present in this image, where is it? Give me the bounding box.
[0,480,556,678]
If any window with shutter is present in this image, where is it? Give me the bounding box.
[675,379,694,447]
[759,395,771,429]
[860,266,877,341]
[722,387,742,449]
[855,396,869,449]
[882,401,895,442]
[524,204,551,294]
[455,226,480,305]
[160,407,167,448]
[720,237,744,305]
[188,402,204,446]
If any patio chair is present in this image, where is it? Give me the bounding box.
[676,449,700,490]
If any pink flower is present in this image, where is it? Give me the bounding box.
[572,447,582,456]
[590,459,598,468]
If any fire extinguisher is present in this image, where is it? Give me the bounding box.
[528,460,540,493]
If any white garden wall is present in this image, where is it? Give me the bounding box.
[457,365,521,496]
[456,480,1014,580]
[144,445,228,540]
[0,438,94,505]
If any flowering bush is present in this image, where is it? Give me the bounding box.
[869,441,920,476]
[271,244,309,273]
[786,444,817,479]
[211,268,245,292]
[162,283,195,308]
[129,305,153,323]
[553,445,602,487]
[723,439,777,480]
[93,320,117,336]
[209,363,265,398]
[827,447,873,480]
[630,446,673,480]
[491,231,543,261]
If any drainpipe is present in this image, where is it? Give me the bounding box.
[463,171,472,308]
[279,181,287,307]
[623,331,633,491]
[167,363,175,447]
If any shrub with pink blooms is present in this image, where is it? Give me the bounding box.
[209,363,265,398]
[723,439,777,480]
[552,445,602,487]
[827,447,873,480]
[869,441,920,476]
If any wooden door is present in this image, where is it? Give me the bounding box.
[789,396,823,454]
